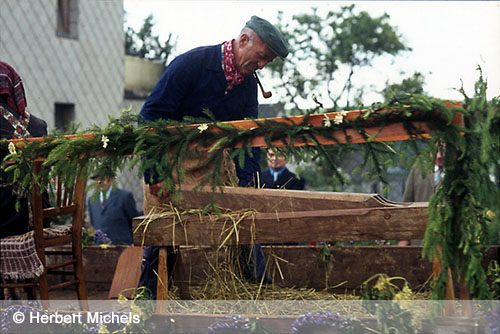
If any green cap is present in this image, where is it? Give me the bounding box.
[245,15,289,59]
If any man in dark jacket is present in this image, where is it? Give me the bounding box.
[138,16,289,298]
[260,148,305,190]
[87,174,140,245]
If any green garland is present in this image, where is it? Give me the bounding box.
[423,71,499,300]
[1,73,498,300]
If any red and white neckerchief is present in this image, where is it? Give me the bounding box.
[222,40,244,94]
[0,105,31,139]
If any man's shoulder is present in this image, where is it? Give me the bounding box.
[176,44,221,64]
[282,168,297,178]
[184,44,221,55]
[113,188,133,196]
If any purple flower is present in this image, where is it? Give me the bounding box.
[93,229,112,245]
[207,314,253,333]
[291,311,352,334]
[489,307,499,334]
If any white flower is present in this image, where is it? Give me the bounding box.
[8,142,17,154]
[334,113,344,125]
[340,110,349,117]
[323,114,332,127]
[101,135,110,149]
[197,123,209,133]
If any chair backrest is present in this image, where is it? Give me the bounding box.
[31,160,87,255]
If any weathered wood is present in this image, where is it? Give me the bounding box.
[157,247,168,308]
[108,245,143,299]
[8,103,464,152]
[133,203,428,246]
[175,186,404,212]
[177,246,498,292]
[179,246,434,291]
[167,102,463,150]
[48,245,498,293]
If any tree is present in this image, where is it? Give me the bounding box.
[267,5,410,111]
[382,72,427,101]
[124,14,176,65]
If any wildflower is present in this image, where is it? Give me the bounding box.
[8,142,16,154]
[323,114,332,127]
[101,135,110,149]
[198,123,209,133]
[333,113,344,125]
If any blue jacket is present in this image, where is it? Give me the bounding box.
[87,188,140,245]
[140,44,261,186]
[260,167,306,190]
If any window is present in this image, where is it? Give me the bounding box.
[56,0,79,39]
[55,103,75,130]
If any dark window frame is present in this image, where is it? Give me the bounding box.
[56,0,78,39]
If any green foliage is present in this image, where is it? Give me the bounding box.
[125,14,176,65]
[487,260,500,299]
[422,69,499,300]
[382,72,427,101]
[1,72,498,300]
[268,5,410,110]
[360,274,416,333]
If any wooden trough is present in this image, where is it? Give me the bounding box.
[132,186,431,304]
[134,186,429,246]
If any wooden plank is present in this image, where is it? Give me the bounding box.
[157,247,169,306]
[174,102,464,150]
[7,103,464,154]
[176,246,498,291]
[179,246,433,291]
[133,203,428,246]
[175,186,404,212]
[108,245,143,299]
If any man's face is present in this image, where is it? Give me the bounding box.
[94,177,112,192]
[267,150,287,171]
[234,34,276,76]
[435,143,446,168]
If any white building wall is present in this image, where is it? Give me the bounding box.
[0,0,124,130]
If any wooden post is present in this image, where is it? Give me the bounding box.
[156,247,169,312]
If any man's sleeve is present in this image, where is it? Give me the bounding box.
[139,56,192,122]
[402,166,416,202]
[234,147,261,188]
[234,77,260,188]
[140,56,193,184]
[124,192,140,220]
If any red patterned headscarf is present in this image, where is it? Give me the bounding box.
[223,40,244,93]
[0,61,27,117]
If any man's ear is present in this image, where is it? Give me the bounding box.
[238,33,250,48]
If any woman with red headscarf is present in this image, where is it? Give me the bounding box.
[1,61,48,238]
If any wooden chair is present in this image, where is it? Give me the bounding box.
[0,160,88,310]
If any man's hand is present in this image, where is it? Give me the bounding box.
[149,182,171,200]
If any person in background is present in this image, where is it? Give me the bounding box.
[398,145,445,246]
[87,172,140,245]
[260,148,305,190]
[1,61,48,300]
[1,61,48,238]
[138,16,289,298]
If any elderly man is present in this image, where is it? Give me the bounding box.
[261,148,305,190]
[138,16,289,298]
[87,172,140,245]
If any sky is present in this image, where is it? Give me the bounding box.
[123,1,500,107]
